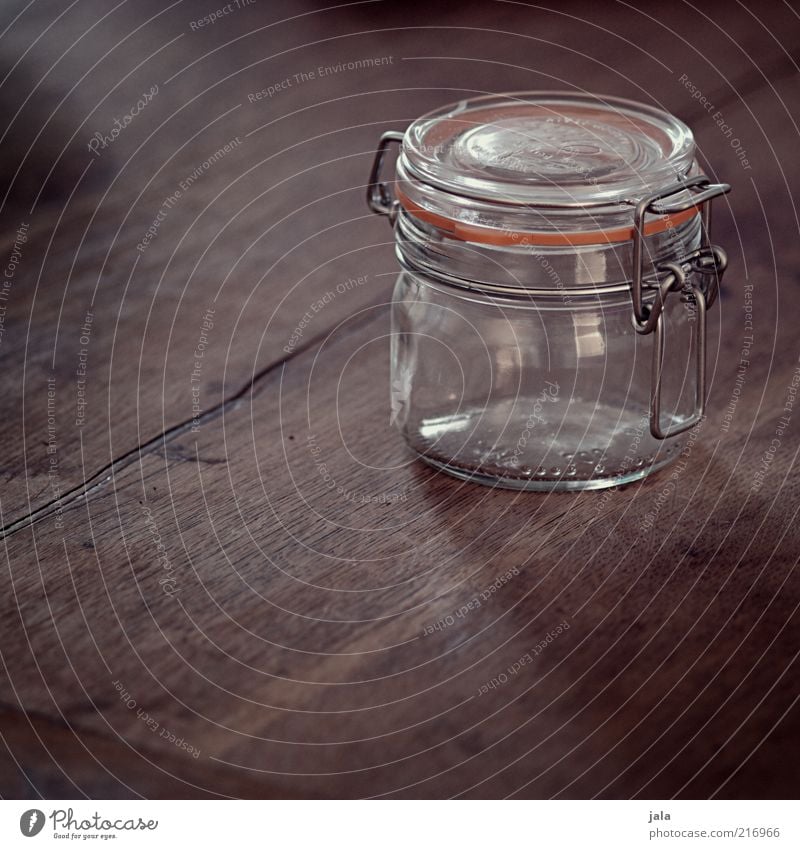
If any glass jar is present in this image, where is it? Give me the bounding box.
[367,93,729,491]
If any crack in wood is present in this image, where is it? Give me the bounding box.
[0,303,390,539]
[3,50,794,542]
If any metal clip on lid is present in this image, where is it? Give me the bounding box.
[630,177,730,439]
[367,131,403,222]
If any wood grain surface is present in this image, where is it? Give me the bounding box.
[1,0,799,799]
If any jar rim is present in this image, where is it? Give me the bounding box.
[402,91,696,208]
[396,91,704,247]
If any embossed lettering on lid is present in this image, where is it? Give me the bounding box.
[402,92,696,207]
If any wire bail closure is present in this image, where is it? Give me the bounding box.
[367,131,403,222]
[368,132,731,441]
[630,177,730,439]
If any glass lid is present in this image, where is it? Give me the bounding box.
[401,91,696,207]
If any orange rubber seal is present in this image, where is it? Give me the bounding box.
[396,186,700,247]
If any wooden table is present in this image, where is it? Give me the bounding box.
[1,0,799,798]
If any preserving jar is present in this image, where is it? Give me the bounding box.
[367,92,729,490]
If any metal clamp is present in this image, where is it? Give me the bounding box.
[631,176,730,328]
[367,131,404,223]
[649,268,706,439]
[630,177,730,439]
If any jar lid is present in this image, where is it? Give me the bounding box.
[396,92,700,246]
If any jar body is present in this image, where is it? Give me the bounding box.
[390,268,700,490]
[368,92,728,491]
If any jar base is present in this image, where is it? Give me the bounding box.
[416,451,680,491]
[401,399,688,491]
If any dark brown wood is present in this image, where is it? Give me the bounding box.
[1,0,799,799]
[1,0,796,527]
[0,705,307,799]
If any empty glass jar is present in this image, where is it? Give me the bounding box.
[367,93,729,490]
